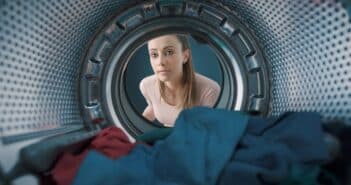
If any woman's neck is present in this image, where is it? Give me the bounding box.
[165,81,181,92]
[165,84,183,103]
[163,77,184,105]
[164,73,183,93]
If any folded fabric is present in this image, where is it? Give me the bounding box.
[73,107,249,185]
[216,112,330,185]
[280,165,320,185]
[72,108,329,185]
[136,127,173,144]
[51,126,136,185]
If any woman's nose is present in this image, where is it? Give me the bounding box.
[157,55,166,66]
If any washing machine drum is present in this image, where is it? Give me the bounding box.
[0,0,350,179]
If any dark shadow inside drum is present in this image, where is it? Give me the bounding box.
[124,34,223,121]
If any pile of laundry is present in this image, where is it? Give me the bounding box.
[50,107,330,185]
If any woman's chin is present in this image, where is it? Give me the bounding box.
[157,75,170,82]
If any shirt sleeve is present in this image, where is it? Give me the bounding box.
[200,84,221,107]
[139,79,152,106]
[139,79,155,121]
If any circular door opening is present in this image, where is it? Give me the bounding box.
[80,1,270,137]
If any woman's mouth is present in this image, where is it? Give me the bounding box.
[158,70,170,74]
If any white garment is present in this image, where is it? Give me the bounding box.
[139,73,221,126]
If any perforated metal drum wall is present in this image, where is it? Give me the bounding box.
[0,0,351,143]
[0,0,134,142]
[220,0,351,124]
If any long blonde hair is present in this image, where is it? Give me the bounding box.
[159,34,196,109]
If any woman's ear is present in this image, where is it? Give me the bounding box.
[183,49,190,64]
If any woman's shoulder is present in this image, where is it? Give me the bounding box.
[140,74,157,88]
[195,73,221,107]
[195,73,221,92]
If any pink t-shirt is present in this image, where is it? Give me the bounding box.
[139,73,221,127]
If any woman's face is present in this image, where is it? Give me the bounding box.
[148,35,189,83]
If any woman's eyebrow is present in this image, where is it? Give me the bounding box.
[163,46,175,50]
[149,48,157,52]
[148,45,174,52]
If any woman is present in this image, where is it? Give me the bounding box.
[139,34,220,127]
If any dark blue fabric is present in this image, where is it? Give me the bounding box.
[73,109,329,185]
[216,112,330,185]
[73,107,249,185]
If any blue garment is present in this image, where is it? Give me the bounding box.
[216,112,330,185]
[73,109,329,185]
[136,127,173,144]
[73,107,249,185]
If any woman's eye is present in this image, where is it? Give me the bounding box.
[150,53,158,58]
[166,50,174,56]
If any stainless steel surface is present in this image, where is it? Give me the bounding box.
[1,0,349,141]
[221,0,351,123]
[0,0,350,183]
[0,0,131,142]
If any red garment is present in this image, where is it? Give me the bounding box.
[51,127,136,185]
